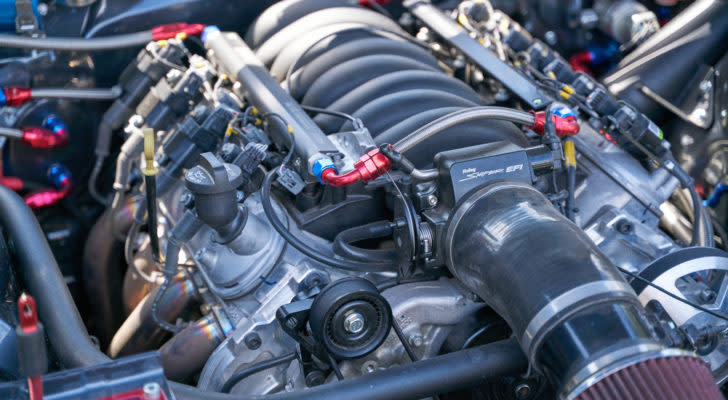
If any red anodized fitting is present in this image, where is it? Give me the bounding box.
[152,23,207,41]
[319,148,392,187]
[2,87,33,107]
[21,127,69,149]
[25,177,72,210]
[528,111,580,138]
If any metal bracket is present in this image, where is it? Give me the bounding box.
[15,0,39,34]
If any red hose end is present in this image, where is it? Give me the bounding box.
[152,23,206,41]
[318,149,392,187]
[0,177,23,192]
[21,127,69,149]
[528,111,580,138]
[570,51,594,75]
[3,87,33,107]
[25,179,72,209]
[354,148,392,182]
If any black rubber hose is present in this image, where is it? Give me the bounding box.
[333,221,398,263]
[286,37,439,97]
[300,54,439,106]
[171,338,526,400]
[245,0,353,49]
[0,185,111,368]
[313,71,482,133]
[261,170,395,273]
[337,89,478,135]
[221,352,298,393]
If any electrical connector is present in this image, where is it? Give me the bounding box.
[313,148,392,187]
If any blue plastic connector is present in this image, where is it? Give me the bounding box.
[312,158,337,184]
[201,25,220,44]
[704,183,728,208]
[0,89,5,107]
[552,105,576,119]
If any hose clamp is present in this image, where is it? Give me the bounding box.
[521,279,637,366]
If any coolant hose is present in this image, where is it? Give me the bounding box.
[0,185,111,368]
[333,221,398,263]
[443,181,721,399]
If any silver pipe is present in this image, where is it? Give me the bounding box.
[31,86,122,101]
[0,127,23,139]
[394,107,535,153]
[0,32,152,51]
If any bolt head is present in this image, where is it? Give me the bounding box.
[427,194,438,207]
[37,3,49,16]
[143,382,161,400]
[544,31,558,45]
[344,312,365,334]
[408,334,424,348]
[244,332,262,350]
[514,383,532,399]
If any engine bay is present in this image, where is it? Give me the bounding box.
[0,0,727,399]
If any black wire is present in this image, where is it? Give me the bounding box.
[617,266,728,323]
[261,112,296,168]
[325,351,345,381]
[392,316,418,362]
[260,170,396,272]
[220,352,297,393]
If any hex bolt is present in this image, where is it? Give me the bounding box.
[427,194,438,207]
[143,382,162,400]
[244,332,262,350]
[616,219,634,235]
[514,382,532,399]
[408,334,424,348]
[344,312,365,334]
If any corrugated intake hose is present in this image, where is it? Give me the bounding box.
[249,0,529,166]
[443,181,722,399]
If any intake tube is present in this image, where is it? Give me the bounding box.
[443,182,721,399]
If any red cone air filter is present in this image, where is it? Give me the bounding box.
[574,356,722,400]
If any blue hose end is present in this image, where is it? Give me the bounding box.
[48,164,71,189]
[0,89,5,107]
[705,183,728,208]
[312,158,337,184]
[201,26,220,44]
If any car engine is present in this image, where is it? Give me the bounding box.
[0,0,727,399]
